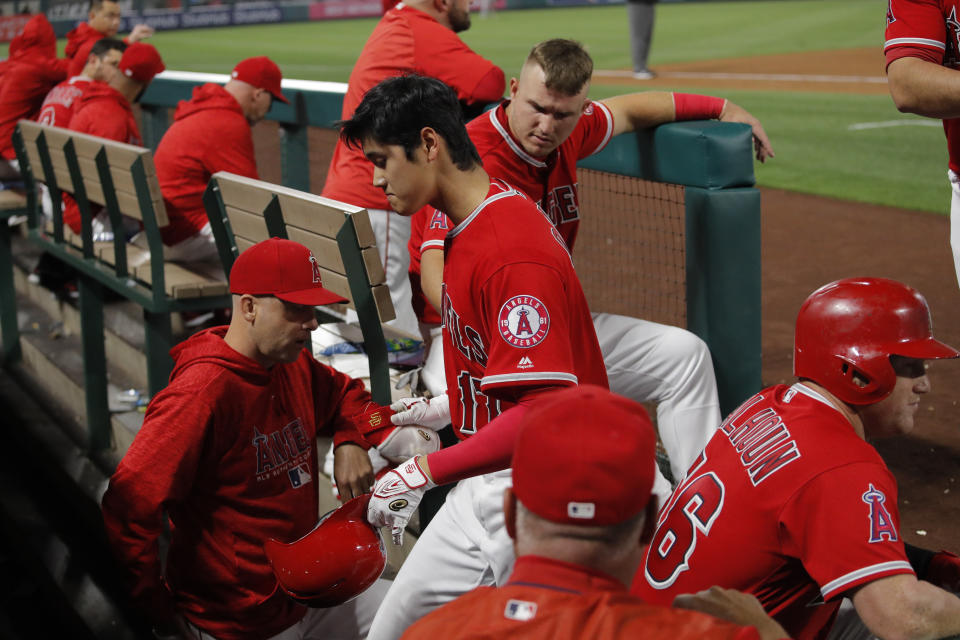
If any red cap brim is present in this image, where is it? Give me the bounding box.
[276,287,347,306]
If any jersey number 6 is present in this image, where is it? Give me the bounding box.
[644,470,725,589]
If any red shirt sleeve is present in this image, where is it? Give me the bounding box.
[779,462,914,601]
[310,356,373,450]
[884,0,946,67]
[100,389,210,624]
[568,100,615,161]
[477,262,581,397]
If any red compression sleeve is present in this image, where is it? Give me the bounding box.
[426,402,530,485]
[673,93,726,121]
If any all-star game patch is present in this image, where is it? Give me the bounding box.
[498,295,550,348]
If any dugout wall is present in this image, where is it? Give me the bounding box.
[138,72,761,415]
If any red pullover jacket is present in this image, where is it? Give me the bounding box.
[0,14,69,160]
[154,83,259,246]
[101,327,372,639]
[62,82,141,234]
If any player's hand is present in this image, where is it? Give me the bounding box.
[927,550,960,593]
[390,393,451,431]
[333,443,375,501]
[673,586,789,640]
[128,23,155,42]
[718,100,775,163]
[367,456,436,545]
[376,425,441,463]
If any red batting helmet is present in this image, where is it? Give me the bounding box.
[264,494,386,608]
[794,277,959,405]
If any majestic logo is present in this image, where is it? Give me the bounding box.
[498,295,550,348]
[309,253,322,284]
[862,483,898,542]
[417,429,432,441]
[504,600,537,621]
[389,499,408,512]
[518,356,534,369]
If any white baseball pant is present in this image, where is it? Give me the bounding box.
[364,208,420,338]
[591,312,720,483]
[949,170,960,288]
[365,470,514,640]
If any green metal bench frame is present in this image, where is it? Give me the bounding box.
[12,121,231,450]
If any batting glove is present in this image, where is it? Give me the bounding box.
[376,426,441,463]
[367,456,436,546]
[928,550,960,593]
[390,393,451,431]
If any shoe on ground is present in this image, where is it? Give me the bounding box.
[632,69,656,80]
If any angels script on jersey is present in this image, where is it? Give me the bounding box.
[720,393,800,486]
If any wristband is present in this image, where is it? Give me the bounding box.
[673,93,726,121]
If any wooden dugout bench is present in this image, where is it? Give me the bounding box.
[202,171,397,405]
[12,120,231,450]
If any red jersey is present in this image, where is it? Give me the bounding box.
[402,555,762,640]
[63,82,141,234]
[38,76,93,127]
[884,0,960,172]
[154,83,259,246]
[407,205,450,324]
[466,99,615,251]
[101,327,370,640]
[441,180,607,438]
[632,383,915,640]
[321,3,504,209]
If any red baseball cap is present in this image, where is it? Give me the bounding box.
[229,237,348,306]
[119,42,165,84]
[232,56,289,104]
[512,385,657,526]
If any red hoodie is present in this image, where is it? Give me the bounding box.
[0,14,69,160]
[101,327,372,639]
[62,82,141,234]
[64,21,106,77]
[154,83,259,246]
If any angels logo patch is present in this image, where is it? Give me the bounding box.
[499,295,550,347]
[862,483,898,542]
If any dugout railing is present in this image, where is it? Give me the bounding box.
[136,71,761,416]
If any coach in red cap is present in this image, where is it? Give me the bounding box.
[401,385,789,640]
[0,14,70,177]
[147,56,287,267]
[102,237,391,640]
[63,42,165,236]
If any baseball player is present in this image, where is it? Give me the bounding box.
[64,0,153,76]
[0,14,69,179]
[148,57,287,266]
[411,38,775,495]
[101,238,412,639]
[337,73,610,640]
[632,277,960,639]
[62,43,165,240]
[885,0,960,287]
[38,38,126,128]
[321,0,505,337]
[401,385,789,640]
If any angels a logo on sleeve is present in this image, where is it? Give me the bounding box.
[862,483,898,543]
[499,295,550,348]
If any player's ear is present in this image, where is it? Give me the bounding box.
[639,497,658,545]
[509,77,519,100]
[420,127,441,162]
[503,488,518,541]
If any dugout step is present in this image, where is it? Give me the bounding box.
[0,367,149,639]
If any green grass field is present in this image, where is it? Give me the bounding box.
[10,0,949,212]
